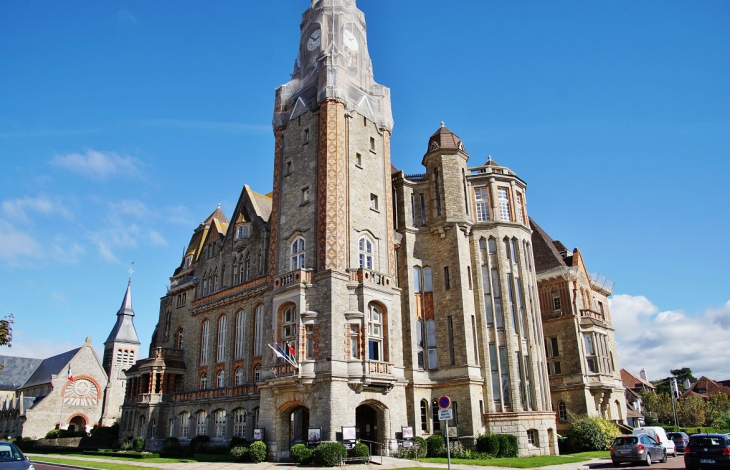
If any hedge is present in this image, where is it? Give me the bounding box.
[248,440,267,463]
[313,442,347,467]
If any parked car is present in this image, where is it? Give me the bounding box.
[684,434,730,470]
[611,433,667,466]
[633,426,677,457]
[668,431,690,453]
[0,442,35,469]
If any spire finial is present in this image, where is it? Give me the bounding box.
[217,203,221,209]
[128,261,134,280]
[440,121,445,128]
[488,155,492,162]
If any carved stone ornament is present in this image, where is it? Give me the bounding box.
[64,379,99,406]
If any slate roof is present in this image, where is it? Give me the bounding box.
[22,348,80,389]
[0,356,43,390]
[529,218,569,273]
[248,187,272,222]
[105,279,141,346]
[427,124,464,153]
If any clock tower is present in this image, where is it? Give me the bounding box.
[262,0,405,458]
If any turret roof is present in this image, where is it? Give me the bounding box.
[427,123,464,153]
[104,279,141,346]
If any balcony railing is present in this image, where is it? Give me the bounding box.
[148,347,184,360]
[580,308,606,322]
[273,269,312,289]
[367,360,393,375]
[349,269,393,288]
[171,384,258,402]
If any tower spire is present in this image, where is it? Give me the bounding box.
[105,271,141,346]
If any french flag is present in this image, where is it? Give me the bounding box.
[67,365,74,381]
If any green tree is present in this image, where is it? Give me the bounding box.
[671,368,697,392]
[0,313,13,371]
[678,397,705,427]
[704,393,730,426]
[641,390,674,425]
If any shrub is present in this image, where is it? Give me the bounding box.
[568,416,619,452]
[413,436,427,459]
[290,443,312,464]
[448,440,468,459]
[90,423,119,437]
[120,437,133,451]
[248,440,267,463]
[426,434,445,457]
[132,437,145,452]
[349,442,369,463]
[44,429,62,439]
[230,444,249,462]
[313,442,347,467]
[229,436,247,450]
[189,435,210,453]
[162,437,182,453]
[477,433,500,457]
[496,434,518,458]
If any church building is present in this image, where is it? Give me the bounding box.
[114,0,630,458]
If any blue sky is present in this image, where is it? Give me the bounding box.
[1,1,728,381]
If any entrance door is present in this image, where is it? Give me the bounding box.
[355,405,377,442]
[289,406,310,449]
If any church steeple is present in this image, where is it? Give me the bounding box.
[104,276,141,347]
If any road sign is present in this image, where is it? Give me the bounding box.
[438,408,453,421]
[438,396,451,409]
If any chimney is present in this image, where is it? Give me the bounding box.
[640,368,648,381]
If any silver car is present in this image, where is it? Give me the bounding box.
[611,433,667,466]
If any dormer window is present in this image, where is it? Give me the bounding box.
[430,142,439,151]
[235,224,251,240]
[183,255,193,268]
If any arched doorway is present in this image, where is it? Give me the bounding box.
[68,415,86,433]
[289,406,309,448]
[277,402,310,458]
[356,401,387,444]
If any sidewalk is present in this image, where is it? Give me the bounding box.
[26,453,604,470]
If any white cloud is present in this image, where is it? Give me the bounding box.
[610,294,730,381]
[2,337,79,360]
[0,220,44,266]
[50,150,142,180]
[148,230,168,246]
[1,195,71,223]
[109,199,152,218]
[117,9,139,26]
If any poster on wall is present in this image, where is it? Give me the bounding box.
[254,428,265,440]
[342,425,356,441]
[402,426,413,439]
[308,428,321,444]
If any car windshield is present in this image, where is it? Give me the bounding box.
[0,444,24,461]
[615,436,638,445]
[690,436,727,447]
[668,433,682,439]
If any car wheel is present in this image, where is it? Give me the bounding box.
[644,452,652,466]
[611,460,621,467]
[661,450,667,463]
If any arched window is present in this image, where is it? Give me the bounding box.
[558,401,567,422]
[179,412,190,438]
[235,367,244,386]
[200,373,208,390]
[431,399,441,433]
[233,409,246,437]
[253,305,263,356]
[420,399,428,432]
[217,316,227,363]
[214,409,226,438]
[196,411,208,436]
[254,364,261,383]
[200,320,210,365]
[176,329,184,349]
[290,237,305,270]
[216,370,225,388]
[281,305,297,359]
[358,236,373,270]
[235,311,245,359]
[367,303,384,361]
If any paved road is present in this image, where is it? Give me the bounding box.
[32,463,89,470]
[585,453,686,470]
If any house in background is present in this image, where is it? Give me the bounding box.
[621,368,655,428]
[680,376,730,399]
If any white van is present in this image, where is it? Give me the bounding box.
[632,427,677,457]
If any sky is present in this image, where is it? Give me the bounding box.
[0,1,728,383]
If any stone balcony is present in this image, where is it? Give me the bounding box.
[273,269,312,290]
[348,268,393,288]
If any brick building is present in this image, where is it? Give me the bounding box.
[121,0,563,458]
[530,220,626,434]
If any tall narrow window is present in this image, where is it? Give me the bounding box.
[515,192,524,224]
[200,320,210,365]
[217,316,227,363]
[200,373,208,390]
[431,399,441,433]
[584,333,597,372]
[434,169,441,215]
[489,344,500,403]
[420,400,428,432]
[467,266,472,289]
[244,256,251,282]
[254,364,261,383]
[471,315,479,365]
[551,291,561,312]
[254,305,263,356]
[179,412,190,438]
[498,188,511,221]
[492,268,503,329]
[216,370,225,388]
[444,266,451,290]
[233,409,246,437]
[558,401,567,421]
[448,316,455,366]
[462,169,469,214]
[474,187,490,222]
[350,325,359,358]
[508,274,518,333]
[214,410,226,437]
[196,411,208,436]
[499,346,511,405]
[358,237,373,269]
[281,306,297,357]
[370,194,379,210]
[177,329,184,349]
[235,311,245,359]
[410,194,416,226]
[368,303,383,361]
[235,367,243,386]
[419,194,426,225]
[291,237,305,270]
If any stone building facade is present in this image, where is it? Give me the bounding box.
[530,220,626,434]
[121,0,561,459]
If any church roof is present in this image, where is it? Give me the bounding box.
[0,356,43,390]
[427,123,464,153]
[22,348,80,389]
[105,279,141,346]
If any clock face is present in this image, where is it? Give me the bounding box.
[343,29,359,51]
[307,29,321,51]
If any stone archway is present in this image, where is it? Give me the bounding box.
[276,401,310,459]
[68,415,86,433]
[355,400,388,445]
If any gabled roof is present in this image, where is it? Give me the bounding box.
[22,348,80,389]
[529,218,569,273]
[247,187,272,222]
[680,376,730,399]
[0,356,43,390]
[620,368,656,391]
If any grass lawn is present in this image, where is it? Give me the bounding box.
[413,451,610,468]
[30,456,165,470]
[27,451,235,463]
